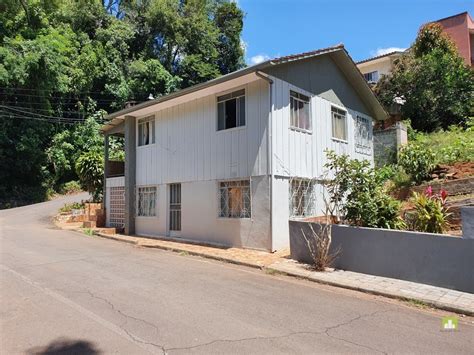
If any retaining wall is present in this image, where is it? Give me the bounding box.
[289,221,474,293]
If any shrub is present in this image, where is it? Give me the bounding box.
[412,125,474,165]
[398,143,436,184]
[324,150,405,229]
[58,180,82,195]
[301,222,340,271]
[75,151,104,202]
[406,187,451,234]
[59,202,84,213]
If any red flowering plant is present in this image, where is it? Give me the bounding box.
[407,186,451,234]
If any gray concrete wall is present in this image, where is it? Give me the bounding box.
[462,207,474,239]
[289,221,474,293]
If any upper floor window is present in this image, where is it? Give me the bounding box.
[217,89,245,131]
[218,180,251,218]
[331,106,347,141]
[138,116,155,146]
[363,71,379,83]
[290,90,311,131]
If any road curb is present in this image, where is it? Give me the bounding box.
[93,231,473,316]
[266,266,474,316]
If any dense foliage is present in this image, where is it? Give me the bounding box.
[75,150,104,202]
[324,151,405,230]
[375,23,474,132]
[397,143,436,185]
[0,0,245,207]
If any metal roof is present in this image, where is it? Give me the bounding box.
[102,44,387,132]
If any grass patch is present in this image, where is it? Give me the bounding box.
[264,268,285,276]
[412,125,474,165]
[82,228,94,236]
[59,202,84,213]
[404,298,430,309]
[179,251,190,256]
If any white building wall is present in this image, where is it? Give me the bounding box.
[133,79,272,249]
[135,79,269,186]
[270,76,374,250]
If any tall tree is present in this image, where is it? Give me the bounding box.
[375,23,474,132]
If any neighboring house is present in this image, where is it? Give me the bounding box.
[356,51,404,84]
[436,11,474,67]
[357,11,473,83]
[101,44,387,252]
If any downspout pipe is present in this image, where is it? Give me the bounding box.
[255,70,274,251]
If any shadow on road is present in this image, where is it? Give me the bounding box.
[27,338,101,355]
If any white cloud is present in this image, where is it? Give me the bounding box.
[249,54,270,65]
[370,47,407,57]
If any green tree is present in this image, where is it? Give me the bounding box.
[76,150,104,202]
[375,23,474,132]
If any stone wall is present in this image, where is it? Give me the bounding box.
[373,122,407,167]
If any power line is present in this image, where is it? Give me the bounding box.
[0,105,87,121]
[0,92,118,102]
[0,104,82,116]
[0,86,116,95]
[0,113,79,125]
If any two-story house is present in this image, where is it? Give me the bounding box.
[101,44,387,251]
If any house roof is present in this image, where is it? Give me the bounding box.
[356,51,404,65]
[102,44,387,132]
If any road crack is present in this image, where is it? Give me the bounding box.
[165,309,392,353]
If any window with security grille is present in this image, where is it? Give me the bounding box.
[289,179,315,218]
[217,89,245,131]
[331,106,347,141]
[218,180,251,218]
[290,90,311,131]
[137,186,157,217]
[355,115,372,154]
[138,116,155,146]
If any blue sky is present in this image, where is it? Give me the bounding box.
[240,0,474,64]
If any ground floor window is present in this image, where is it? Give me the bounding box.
[289,178,315,218]
[137,186,157,217]
[218,180,251,218]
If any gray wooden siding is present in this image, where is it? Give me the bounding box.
[135,79,269,186]
[263,54,371,116]
[270,76,374,179]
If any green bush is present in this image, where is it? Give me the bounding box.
[58,180,82,195]
[406,187,450,234]
[324,151,405,229]
[412,125,474,165]
[75,151,104,202]
[59,202,84,213]
[398,143,436,185]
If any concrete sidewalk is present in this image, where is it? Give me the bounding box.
[95,232,474,316]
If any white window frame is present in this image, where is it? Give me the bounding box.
[355,115,372,153]
[331,105,348,142]
[138,116,156,147]
[290,90,312,133]
[363,71,379,83]
[217,179,251,219]
[216,88,246,132]
[136,186,158,218]
[289,178,316,218]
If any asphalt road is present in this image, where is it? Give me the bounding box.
[1,194,473,354]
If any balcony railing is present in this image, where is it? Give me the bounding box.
[106,160,124,177]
